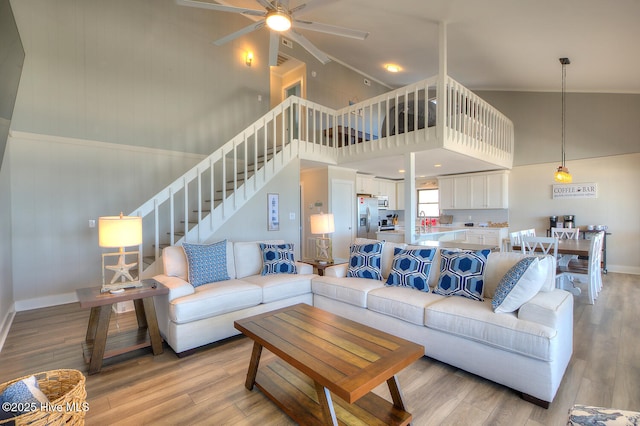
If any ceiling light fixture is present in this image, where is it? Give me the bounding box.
[266,7,291,32]
[385,64,401,73]
[554,57,572,183]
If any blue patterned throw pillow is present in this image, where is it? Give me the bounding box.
[434,249,491,301]
[260,243,297,275]
[182,240,230,287]
[0,375,49,416]
[492,256,545,313]
[347,242,384,280]
[386,247,436,291]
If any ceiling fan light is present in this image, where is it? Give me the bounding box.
[554,165,572,183]
[266,9,291,32]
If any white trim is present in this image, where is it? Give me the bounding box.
[14,291,79,312]
[607,266,640,275]
[0,303,16,353]
[8,130,206,160]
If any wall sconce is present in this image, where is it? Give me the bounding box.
[246,51,253,67]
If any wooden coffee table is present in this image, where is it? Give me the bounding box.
[234,304,424,425]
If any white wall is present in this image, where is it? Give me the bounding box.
[9,132,203,308]
[9,0,270,155]
[0,145,14,345]
[208,159,302,258]
[509,153,640,274]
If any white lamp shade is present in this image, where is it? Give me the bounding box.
[99,215,142,248]
[310,213,335,235]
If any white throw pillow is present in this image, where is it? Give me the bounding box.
[492,256,546,313]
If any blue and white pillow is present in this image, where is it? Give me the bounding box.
[182,240,230,287]
[386,247,436,291]
[433,249,491,301]
[0,375,49,416]
[347,241,384,280]
[492,256,545,313]
[260,243,297,275]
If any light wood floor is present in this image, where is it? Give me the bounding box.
[1,272,638,425]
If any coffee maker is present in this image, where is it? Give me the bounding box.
[549,216,558,229]
[563,215,575,228]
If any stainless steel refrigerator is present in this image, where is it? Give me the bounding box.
[357,196,379,239]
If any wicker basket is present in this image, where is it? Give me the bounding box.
[0,369,86,425]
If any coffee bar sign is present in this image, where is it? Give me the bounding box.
[552,182,598,199]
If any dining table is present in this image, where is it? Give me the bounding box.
[512,238,593,296]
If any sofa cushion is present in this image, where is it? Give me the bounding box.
[425,296,556,361]
[169,279,262,324]
[492,256,546,313]
[182,240,230,287]
[368,286,445,325]
[312,275,385,307]
[259,243,297,275]
[347,241,384,280]
[242,273,313,303]
[385,247,436,292]
[234,240,284,279]
[355,238,405,279]
[434,249,491,301]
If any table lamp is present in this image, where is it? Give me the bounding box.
[98,212,143,292]
[310,213,335,264]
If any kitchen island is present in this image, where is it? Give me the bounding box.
[377,226,508,248]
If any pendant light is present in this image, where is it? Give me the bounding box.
[554,57,572,183]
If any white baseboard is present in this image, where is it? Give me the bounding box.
[607,265,640,275]
[14,292,79,312]
[0,303,16,353]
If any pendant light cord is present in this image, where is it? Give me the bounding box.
[562,61,566,167]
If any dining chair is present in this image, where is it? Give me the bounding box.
[520,236,558,257]
[558,231,604,304]
[551,227,579,240]
[508,231,523,252]
[522,228,536,237]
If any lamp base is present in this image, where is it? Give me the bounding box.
[314,237,333,264]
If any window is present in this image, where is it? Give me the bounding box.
[418,189,439,217]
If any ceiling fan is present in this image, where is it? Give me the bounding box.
[177,0,369,66]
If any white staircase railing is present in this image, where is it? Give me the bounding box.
[130,75,514,276]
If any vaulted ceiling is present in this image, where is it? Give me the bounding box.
[211,0,640,93]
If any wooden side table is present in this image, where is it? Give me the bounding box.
[303,260,334,276]
[76,279,168,374]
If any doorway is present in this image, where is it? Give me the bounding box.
[331,179,355,262]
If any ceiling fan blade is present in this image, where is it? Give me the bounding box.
[287,30,330,64]
[177,0,266,17]
[290,0,338,17]
[269,31,280,67]
[293,20,369,40]
[253,0,275,11]
[213,20,266,46]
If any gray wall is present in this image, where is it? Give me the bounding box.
[476,91,640,166]
[2,0,389,314]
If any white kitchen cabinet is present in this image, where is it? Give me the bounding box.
[356,175,375,195]
[438,177,456,209]
[464,228,508,248]
[438,171,509,209]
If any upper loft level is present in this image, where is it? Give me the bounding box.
[293,74,514,177]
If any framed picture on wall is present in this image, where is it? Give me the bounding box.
[268,193,279,231]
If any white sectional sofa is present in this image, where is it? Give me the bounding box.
[153,240,315,356]
[153,238,573,407]
[312,239,573,407]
